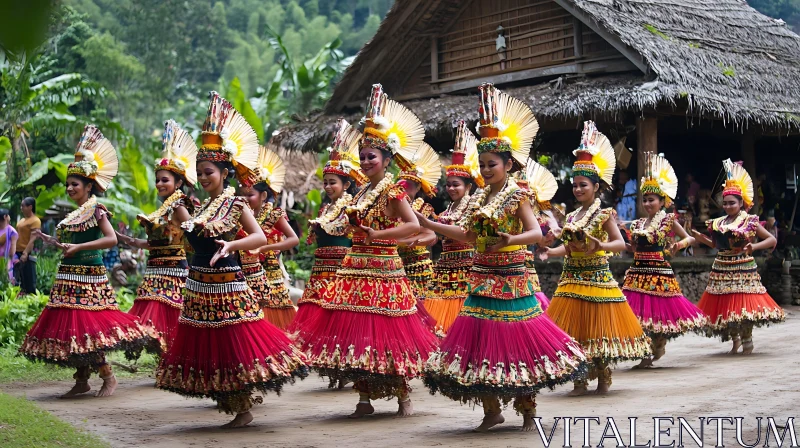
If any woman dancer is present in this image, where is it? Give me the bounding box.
[244,144,299,330]
[622,153,706,367]
[693,159,784,354]
[21,125,150,397]
[396,142,441,300]
[297,84,438,418]
[289,118,366,334]
[117,119,196,354]
[425,121,479,336]
[155,92,307,428]
[545,121,650,395]
[516,161,561,310]
[422,84,585,432]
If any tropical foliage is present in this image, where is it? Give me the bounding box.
[1,1,390,229]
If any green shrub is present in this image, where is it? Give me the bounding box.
[115,286,136,312]
[34,249,61,293]
[0,288,49,347]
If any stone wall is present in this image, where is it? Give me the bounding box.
[534,257,779,303]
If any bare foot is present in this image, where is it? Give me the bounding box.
[473,412,505,432]
[595,381,610,395]
[96,374,117,397]
[61,382,91,398]
[522,414,537,432]
[337,379,351,390]
[742,340,754,355]
[396,399,414,417]
[653,344,666,361]
[632,357,654,369]
[221,412,253,429]
[728,337,742,355]
[567,382,589,396]
[348,402,374,419]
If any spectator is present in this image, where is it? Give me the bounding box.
[0,208,19,285]
[14,198,41,295]
[615,170,637,221]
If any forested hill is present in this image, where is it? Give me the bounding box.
[66,0,393,98]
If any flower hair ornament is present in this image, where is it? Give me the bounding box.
[67,125,119,192]
[721,158,754,210]
[198,91,259,185]
[445,120,484,188]
[359,83,424,172]
[640,152,677,206]
[155,119,198,186]
[572,121,616,188]
[398,142,442,198]
[254,143,286,194]
[324,118,368,186]
[476,83,539,171]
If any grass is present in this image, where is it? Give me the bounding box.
[643,23,669,40]
[0,345,157,384]
[0,392,111,448]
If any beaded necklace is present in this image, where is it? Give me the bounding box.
[181,186,235,233]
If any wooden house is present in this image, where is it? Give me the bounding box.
[277,0,800,216]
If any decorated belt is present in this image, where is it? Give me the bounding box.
[188,269,240,283]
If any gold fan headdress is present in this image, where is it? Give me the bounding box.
[198,91,259,185]
[324,119,368,186]
[255,144,286,194]
[67,125,119,192]
[572,120,615,187]
[445,120,483,188]
[398,142,442,197]
[360,84,424,172]
[722,158,754,209]
[156,119,198,186]
[476,83,539,170]
[640,152,678,205]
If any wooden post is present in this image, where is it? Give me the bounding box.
[573,18,583,72]
[430,36,439,92]
[741,131,759,215]
[636,116,658,218]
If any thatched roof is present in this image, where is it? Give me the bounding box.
[276,0,800,152]
[276,147,321,195]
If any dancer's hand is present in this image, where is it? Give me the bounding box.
[487,232,513,252]
[743,242,754,256]
[210,240,233,267]
[586,234,603,253]
[359,225,377,245]
[62,243,80,257]
[414,211,429,228]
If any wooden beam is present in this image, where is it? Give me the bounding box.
[741,131,759,215]
[432,58,635,94]
[552,0,649,75]
[636,116,658,218]
[430,36,439,88]
[573,18,584,60]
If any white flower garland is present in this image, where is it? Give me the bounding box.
[443,193,471,223]
[139,190,184,224]
[561,198,601,243]
[310,192,353,235]
[345,173,394,219]
[712,211,748,233]
[57,195,98,229]
[466,177,518,222]
[632,209,666,243]
[181,186,236,233]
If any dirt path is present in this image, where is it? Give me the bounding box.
[6,306,799,448]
